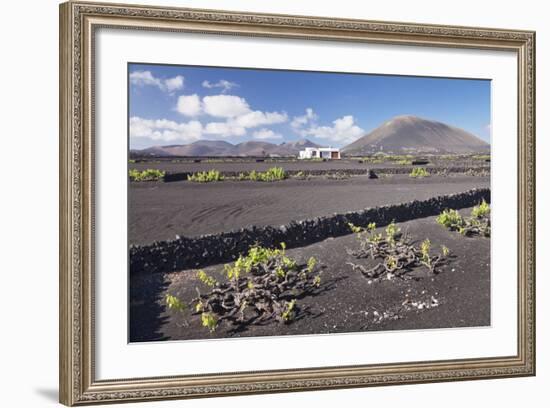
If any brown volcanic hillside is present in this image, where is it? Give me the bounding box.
[139,140,236,157]
[342,115,490,155]
[133,138,321,157]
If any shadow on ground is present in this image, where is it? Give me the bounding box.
[129,273,170,342]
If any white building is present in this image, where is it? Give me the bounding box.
[299,147,341,160]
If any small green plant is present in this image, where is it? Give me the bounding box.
[347,222,450,279]
[385,255,398,271]
[313,275,321,287]
[441,245,450,257]
[197,270,218,287]
[306,257,317,273]
[385,221,401,246]
[281,299,297,322]
[348,223,363,234]
[188,169,224,182]
[129,168,165,182]
[257,167,287,182]
[436,203,490,237]
[201,312,218,332]
[275,266,286,278]
[420,239,431,264]
[409,168,429,178]
[165,294,186,312]
[348,222,383,248]
[395,159,411,165]
[436,209,464,230]
[248,170,258,181]
[471,199,490,218]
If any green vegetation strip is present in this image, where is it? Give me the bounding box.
[187,169,224,182]
[409,167,429,178]
[129,168,165,182]
[189,167,287,182]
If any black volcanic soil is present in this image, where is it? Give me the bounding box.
[129,209,490,342]
[129,175,489,245]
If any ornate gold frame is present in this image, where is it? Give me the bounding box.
[59,1,536,405]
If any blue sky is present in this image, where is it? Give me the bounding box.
[129,63,491,149]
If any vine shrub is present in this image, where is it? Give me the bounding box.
[258,167,286,181]
[129,168,165,182]
[346,221,450,280]
[436,200,490,237]
[409,167,429,178]
[166,243,322,332]
[471,199,490,218]
[246,167,286,182]
[436,209,464,230]
[187,169,224,182]
[189,167,287,182]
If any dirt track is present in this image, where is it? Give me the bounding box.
[129,209,490,342]
[129,175,490,245]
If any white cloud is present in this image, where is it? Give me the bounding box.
[132,93,289,143]
[164,76,184,92]
[202,95,251,118]
[176,94,202,116]
[129,70,184,93]
[202,79,238,93]
[233,110,288,128]
[203,109,287,138]
[130,116,202,143]
[291,108,317,130]
[299,115,364,144]
[202,109,287,138]
[175,93,287,127]
[291,108,362,144]
[130,71,161,88]
[204,122,246,138]
[252,128,283,140]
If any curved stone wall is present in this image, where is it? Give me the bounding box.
[130,188,490,275]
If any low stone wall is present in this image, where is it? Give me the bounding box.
[163,166,490,182]
[129,188,490,275]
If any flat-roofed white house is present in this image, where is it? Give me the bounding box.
[298,147,341,160]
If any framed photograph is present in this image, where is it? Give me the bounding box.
[59,1,536,405]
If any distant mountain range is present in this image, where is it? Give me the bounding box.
[342,115,490,155]
[131,115,490,157]
[131,138,321,157]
